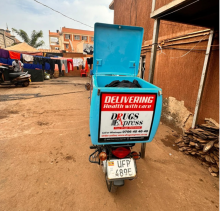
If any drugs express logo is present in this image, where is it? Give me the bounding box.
[111,113,143,127]
[99,93,156,140]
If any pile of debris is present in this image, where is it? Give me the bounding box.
[176,118,219,177]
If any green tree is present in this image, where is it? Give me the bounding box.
[12,28,45,48]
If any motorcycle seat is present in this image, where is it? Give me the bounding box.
[9,72,25,78]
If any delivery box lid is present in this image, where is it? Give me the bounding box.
[93,23,144,76]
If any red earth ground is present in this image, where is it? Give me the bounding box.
[0,77,218,211]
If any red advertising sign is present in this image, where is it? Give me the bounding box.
[99,93,157,142]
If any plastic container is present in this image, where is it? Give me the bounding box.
[89,23,162,145]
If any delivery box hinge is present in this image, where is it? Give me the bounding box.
[96,59,102,66]
[129,61,136,68]
[97,89,101,96]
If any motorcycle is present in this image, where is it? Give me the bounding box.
[0,66,31,87]
[88,23,162,193]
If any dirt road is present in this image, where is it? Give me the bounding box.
[0,78,218,211]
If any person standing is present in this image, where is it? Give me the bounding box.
[12,59,23,72]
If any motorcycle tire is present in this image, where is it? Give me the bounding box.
[106,175,117,193]
[22,81,29,87]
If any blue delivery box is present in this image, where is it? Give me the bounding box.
[89,23,162,146]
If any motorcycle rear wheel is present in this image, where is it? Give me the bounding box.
[106,175,117,193]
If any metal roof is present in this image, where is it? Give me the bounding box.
[151,0,219,29]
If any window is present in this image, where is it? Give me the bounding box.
[91,37,94,41]
[82,36,88,41]
[55,47,59,50]
[65,44,69,49]
[74,35,80,40]
[50,37,58,43]
[65,34,70,39]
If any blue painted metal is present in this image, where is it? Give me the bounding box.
[90,23,162,145]
[93,23,144,76]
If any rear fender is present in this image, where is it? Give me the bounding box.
[113,180,124,186]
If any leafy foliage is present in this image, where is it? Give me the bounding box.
[12,28,45,48]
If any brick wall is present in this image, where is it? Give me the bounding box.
[113,0,219,125]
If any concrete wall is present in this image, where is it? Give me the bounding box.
[113,0,219,128]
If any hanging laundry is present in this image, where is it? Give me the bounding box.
[67,59,74,72]
[42,58,51,71]
[23,63,42,70]
[9,51,20,60]
[33,56,43,65]
[87,57,93,68]
[60,59,68,73]
[33,56,52,71]
[3,57,49,70]
[0,58,8,65]
[20,54,23,63]
[83,57,87,66]
[0,49,9,59]
[50,59,62,74]
[54,64,59,71]
[72,58,82,67]
[78,58,83,66]
[45,63,50,71]
[73,58,78,67]
[34,56,44,70]
[23,54,34,62]
[85,59,89,72]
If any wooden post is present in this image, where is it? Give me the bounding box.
[192,30,214,128]
[141,142,146,159]
[148,19,160,83]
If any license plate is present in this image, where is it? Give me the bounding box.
[107,158,136,180]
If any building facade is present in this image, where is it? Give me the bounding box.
[109,0,219,129]
[49,27,94,53]
[0,28,20,49]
